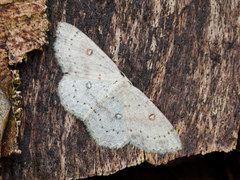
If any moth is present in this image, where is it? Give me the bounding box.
[54,22,181,154]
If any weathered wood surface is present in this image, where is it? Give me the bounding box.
[0,0,49,159]
[2,0,240,179]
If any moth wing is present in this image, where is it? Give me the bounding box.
[58,75,121,121]
[54,22,122,81]
[83,85,130,148]
[83,79,181,153]
[55,22,128,147]
[121,81,182,153]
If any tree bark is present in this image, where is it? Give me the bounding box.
[2,0,240,179]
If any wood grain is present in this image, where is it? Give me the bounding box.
[2,0,240,179]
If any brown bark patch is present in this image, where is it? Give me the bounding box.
[0,0,49,64]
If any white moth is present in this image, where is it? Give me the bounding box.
[54,22,182,154]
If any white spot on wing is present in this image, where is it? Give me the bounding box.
[86,48,93,56]
[86,81,92,89]
[115,113,122,119]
